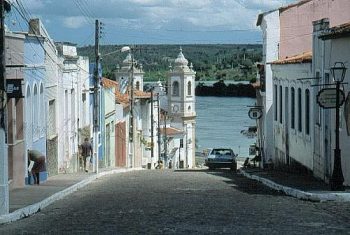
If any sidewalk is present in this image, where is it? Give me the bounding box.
[240,167,350,202]
[0,167,142,225]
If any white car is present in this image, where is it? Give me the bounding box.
[205,148,237,171]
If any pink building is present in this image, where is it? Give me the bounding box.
[279,0,350,59]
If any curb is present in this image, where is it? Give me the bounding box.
[0,168,143,225]
[240,169,350,202]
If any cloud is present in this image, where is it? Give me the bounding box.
[63,16,87,29]
[7,0,297,44]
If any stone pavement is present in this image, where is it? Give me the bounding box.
[240,167,350,202]
[0,167,142,225]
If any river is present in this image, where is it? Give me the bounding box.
[195,96,256,158]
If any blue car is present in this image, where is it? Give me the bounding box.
[205,148,237,171]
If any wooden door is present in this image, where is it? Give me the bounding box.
[116,121,126,167]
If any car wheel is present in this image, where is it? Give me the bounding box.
[231,163,237,172]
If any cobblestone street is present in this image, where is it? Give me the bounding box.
[1,169,350,234]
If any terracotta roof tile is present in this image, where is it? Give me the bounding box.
[160,127,184,136]
[270,51,312,65]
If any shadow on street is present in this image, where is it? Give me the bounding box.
[175,168,285,197]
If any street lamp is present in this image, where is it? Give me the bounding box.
[330,62,347,191]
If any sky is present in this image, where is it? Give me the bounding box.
[6,0,296,46]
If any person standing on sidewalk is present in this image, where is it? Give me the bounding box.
[81,138,93,172]
[27,149,46,184]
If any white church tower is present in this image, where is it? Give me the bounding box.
[115,52,144,93]
[168,48,196,168]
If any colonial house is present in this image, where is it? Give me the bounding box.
[27,19,61,177]
[314,20,350,185]
[101,78,116,168]
[256,9,280,164]
[6,31,25,188]
[55,42,90,173]
[115,87,129,168]
[258,0,350,184]
[23,29,47,184]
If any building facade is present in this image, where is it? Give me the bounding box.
[168,48,196,168]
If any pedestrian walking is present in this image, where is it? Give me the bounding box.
[27,149,46,185]
[81,137,93,172]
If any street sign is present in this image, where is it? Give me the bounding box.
[6,79,24,98]
[317,88,345,109]
[248,107,263,119]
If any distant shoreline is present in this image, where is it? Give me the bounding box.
[195,81,256,98]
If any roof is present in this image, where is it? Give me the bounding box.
[160,127,184,136]
[256,9,278,26]
[101,77,118,88]
[270,51,312,65]
[319,22,350,40]
[256,0,311,26]
[134,90,151,99]
[115,92,129,108]
[279,0,312,12]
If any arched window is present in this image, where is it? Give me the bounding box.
[136,81,140,90]
[298,88,302,132]
[279,85,283,124]
[305,89,310,135]
[40,83,44,137]
[26,85,32,144]
[33,84,38,139]
[187,81,192,96]
[172,81,179,96]
[274,85,277,121]
[291,87,295,129]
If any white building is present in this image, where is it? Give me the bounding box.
[256,10,280,164]
[56,42,90,173]
[270,52,314,169]
[314,19,350,185]
[168,48,196,168]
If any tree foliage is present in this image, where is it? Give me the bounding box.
[77,44,262,81]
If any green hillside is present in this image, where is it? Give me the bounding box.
[77,44,262,82]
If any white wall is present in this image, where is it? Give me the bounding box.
[259,10,280,162]
[325,37,350,185]
[272,63,314,169]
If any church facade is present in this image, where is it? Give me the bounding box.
[167,48,196,168]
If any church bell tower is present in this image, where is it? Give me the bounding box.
[168,48,196,168]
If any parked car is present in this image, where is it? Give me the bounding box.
[205,148,237,171]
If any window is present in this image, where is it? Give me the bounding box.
[291,87,295,129]
[274,84,277,121]
[305,89,310,135]
[279,85,283,124]
[33,84,38,139]
[172,81,179,96]
[48,100,56,137]
[187,81,192,96]
[40,84,44,137]
[136,81,140,90]
[298,88,302,132]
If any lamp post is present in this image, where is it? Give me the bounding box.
[330,62,347,191]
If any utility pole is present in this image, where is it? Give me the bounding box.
[93,19,100,174]
[150,89,154,160]
[157,93,161,162]
[163,111,167,167]
[129,47,134,168]
[0,0,8,215]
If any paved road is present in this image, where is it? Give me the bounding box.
[1,169,350,234]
